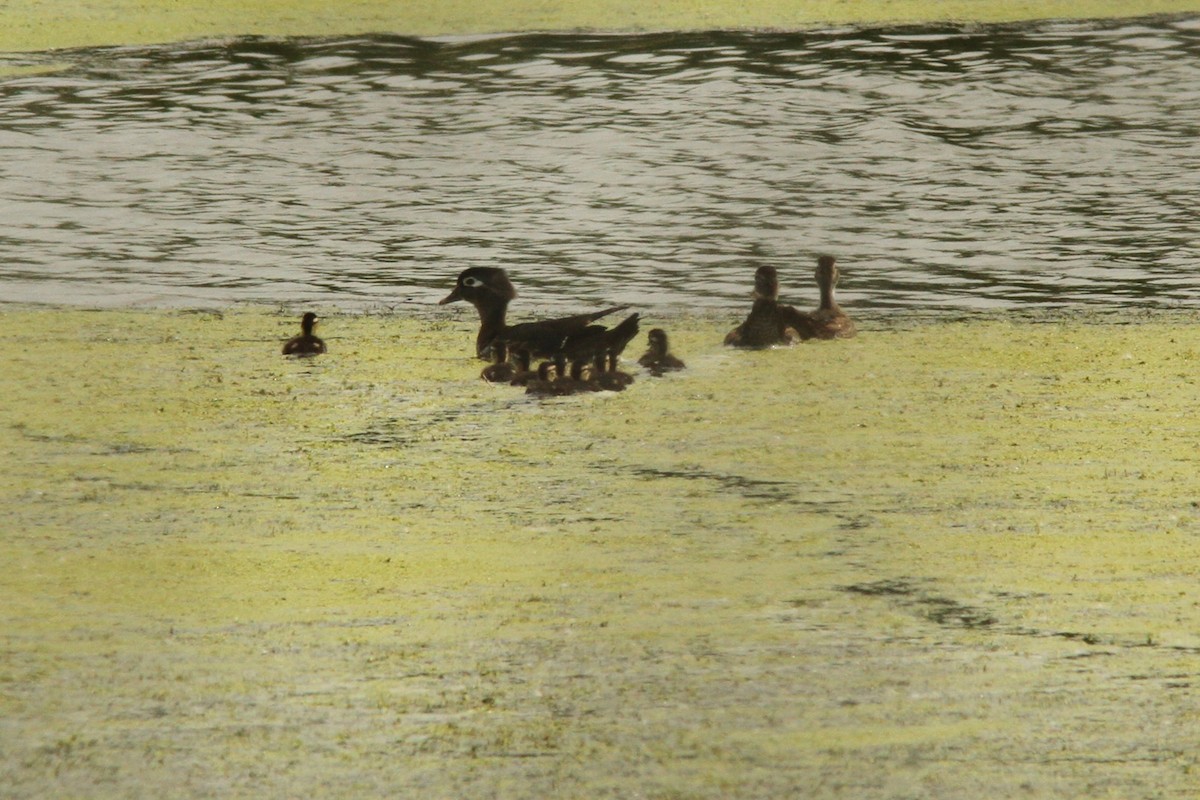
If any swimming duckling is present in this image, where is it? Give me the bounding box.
[809,255,856,339]
[282,312,326,356]
[592,351,634,392]
[556,358,597,395]
[439,267,629,360]
[508,348,536,387]
[723,266,816,348]
[638,328,685,376]
[481,341,516,383]
[525,361,569,397]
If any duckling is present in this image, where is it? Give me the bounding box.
[637,328,685,376]
[439,267,629,360]
[282,312,326,356]
[543,353,595,395]
[592,351,634,392]
[525,361,572,397]
[481,341,516,383]
[557,358,597,395]
[508,348,536,387]
[723,266,816,348]
[809,255,856,339]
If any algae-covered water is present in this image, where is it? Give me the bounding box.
[4,305,1199,797]
[5,0,1200,795]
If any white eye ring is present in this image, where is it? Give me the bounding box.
[463,277,484,288]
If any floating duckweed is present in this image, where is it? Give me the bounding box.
[3,305,1200,797]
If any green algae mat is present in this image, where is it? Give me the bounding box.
[5,0,1200,52]
[3,306,1199,797]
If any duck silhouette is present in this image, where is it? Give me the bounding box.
[724,267,815,348]
[637,328,685,376]
[439,267,632,360]
[808,255,856,339]
[282,312,326,356]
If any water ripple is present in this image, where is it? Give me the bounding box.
[1,16,1199,311]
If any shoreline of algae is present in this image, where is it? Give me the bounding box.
[3,1,1200,54]
[3,305,1199,797]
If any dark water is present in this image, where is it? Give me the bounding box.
[2,16,1198,313]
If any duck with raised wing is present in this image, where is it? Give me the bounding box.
[723,266,816,348]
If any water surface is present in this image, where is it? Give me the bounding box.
[2,16,1198,312]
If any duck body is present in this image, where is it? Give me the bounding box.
[559,311,641,364]
[638,328,685,376]
[439,267,629,360]
[724,298,813,348]
[504,310,632,362]
[282,312,326,356]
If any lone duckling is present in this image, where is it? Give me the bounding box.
[282,312,326,356]
[637,328,685,376]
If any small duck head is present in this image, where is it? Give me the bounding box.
[646,328,670,357]
[439,267,517,307]
[753,266,780,300]
[816,255,839,288]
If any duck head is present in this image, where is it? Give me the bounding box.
[815,255,839,287]
[647,328,669,356]
[753,266,780,300]
[300,311,319,335]
[439,267,518,307]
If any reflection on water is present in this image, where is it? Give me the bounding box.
[1,16,1198,312]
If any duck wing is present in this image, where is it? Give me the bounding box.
[778,304,818,341]
[500,305,628,358]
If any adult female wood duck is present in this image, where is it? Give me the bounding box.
[637,328,685,376]
[723,266,816,348]
[439,267,632,360]
[282,312,326,356]
[809,255,856,339]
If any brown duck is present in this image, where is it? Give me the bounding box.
[808,255,856,339]
[723,266,815,348]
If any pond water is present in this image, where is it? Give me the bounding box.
[2,15,1198,313]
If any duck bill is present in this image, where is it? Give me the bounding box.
[438,286,462,305]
